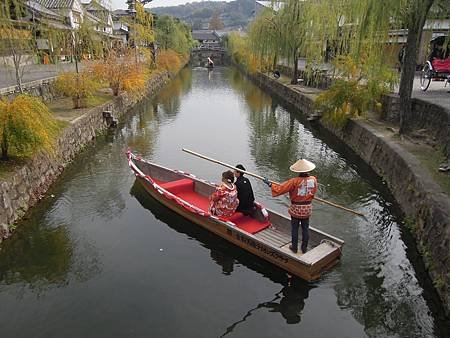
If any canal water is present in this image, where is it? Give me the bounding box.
[0,67,448,338]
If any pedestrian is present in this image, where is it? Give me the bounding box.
[263,159,318,254]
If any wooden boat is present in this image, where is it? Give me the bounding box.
[127,151,344,281]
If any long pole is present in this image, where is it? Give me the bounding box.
[182,148,365,217]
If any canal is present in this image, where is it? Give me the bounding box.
[0,67,448,338]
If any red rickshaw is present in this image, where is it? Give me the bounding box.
[420,35,450,91]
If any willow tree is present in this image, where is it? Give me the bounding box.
[249,1,310,84]
[248,8,281,74]
[0,0,34,93]
[0,95,59,160]
[398,0,440,133]
[277,0,308,84]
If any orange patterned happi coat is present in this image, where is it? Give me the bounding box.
[271,176,318,219]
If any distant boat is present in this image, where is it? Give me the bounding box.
[127,151,344,281]
[206,57,214,68]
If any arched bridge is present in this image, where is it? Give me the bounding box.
[190,46,229,67]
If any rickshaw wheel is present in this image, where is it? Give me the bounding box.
[420,63,432,91]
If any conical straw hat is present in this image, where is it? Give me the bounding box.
[289,159,316,173]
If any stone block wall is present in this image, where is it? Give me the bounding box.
[382,94,450,157]
[0,71,170,242]
[276,65,332,89]
[0,77,59,101]
[252,72,316,116]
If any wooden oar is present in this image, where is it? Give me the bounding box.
[182,148,365,217]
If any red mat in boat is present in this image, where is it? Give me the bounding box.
[159,179,270,234]
[231,215,270,234]
[160,179,210,210]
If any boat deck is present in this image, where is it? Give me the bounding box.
[255,227,291,248]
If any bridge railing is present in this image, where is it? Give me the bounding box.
[191,46,226,52]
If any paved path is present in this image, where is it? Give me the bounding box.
[0,62,84,89]
[411,75,450,110]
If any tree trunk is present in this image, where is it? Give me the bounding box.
[112,82,120,96]
[291,48,299,85]
[12,49,23,94]
[398,0,434,134]
[1,131,8,161]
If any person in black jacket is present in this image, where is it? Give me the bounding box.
[233,164,256,216]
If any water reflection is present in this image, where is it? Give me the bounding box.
[125,100,159,156]
[210,249,234,275]
[0,206,100,294]
[0,225,72,288]
[221,282,312,337]
[55,137,128,223]
[154,67,193,121]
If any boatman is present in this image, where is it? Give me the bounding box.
[233,164,255,216]
[263,159,318,254]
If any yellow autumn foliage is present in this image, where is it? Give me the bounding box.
[92,51,150,97]
[122,64,151,98]
[156,49,182,74]
[55,71,100,109]
[0,95,59,160]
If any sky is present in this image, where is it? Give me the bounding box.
[110,0,230,10]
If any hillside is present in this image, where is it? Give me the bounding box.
[148,0,255,30]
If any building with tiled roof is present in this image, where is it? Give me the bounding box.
[83,1,114,36]
[35,0,75,8]
[26,0,70,30]
[192,30,220,46]
[35,0,84,28]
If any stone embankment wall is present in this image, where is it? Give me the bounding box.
[0,77,59,101]
[276,65,332,90]
[243,69,450,315]
[0,70,171,242]
[382,94,450,157]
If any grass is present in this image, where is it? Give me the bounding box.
[411,147,450,196]
[361,116,450,196]
[47,88,113,122]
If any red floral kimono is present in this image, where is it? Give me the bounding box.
[209,183,239,218]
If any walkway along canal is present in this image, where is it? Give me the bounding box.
[0,67,448,337]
